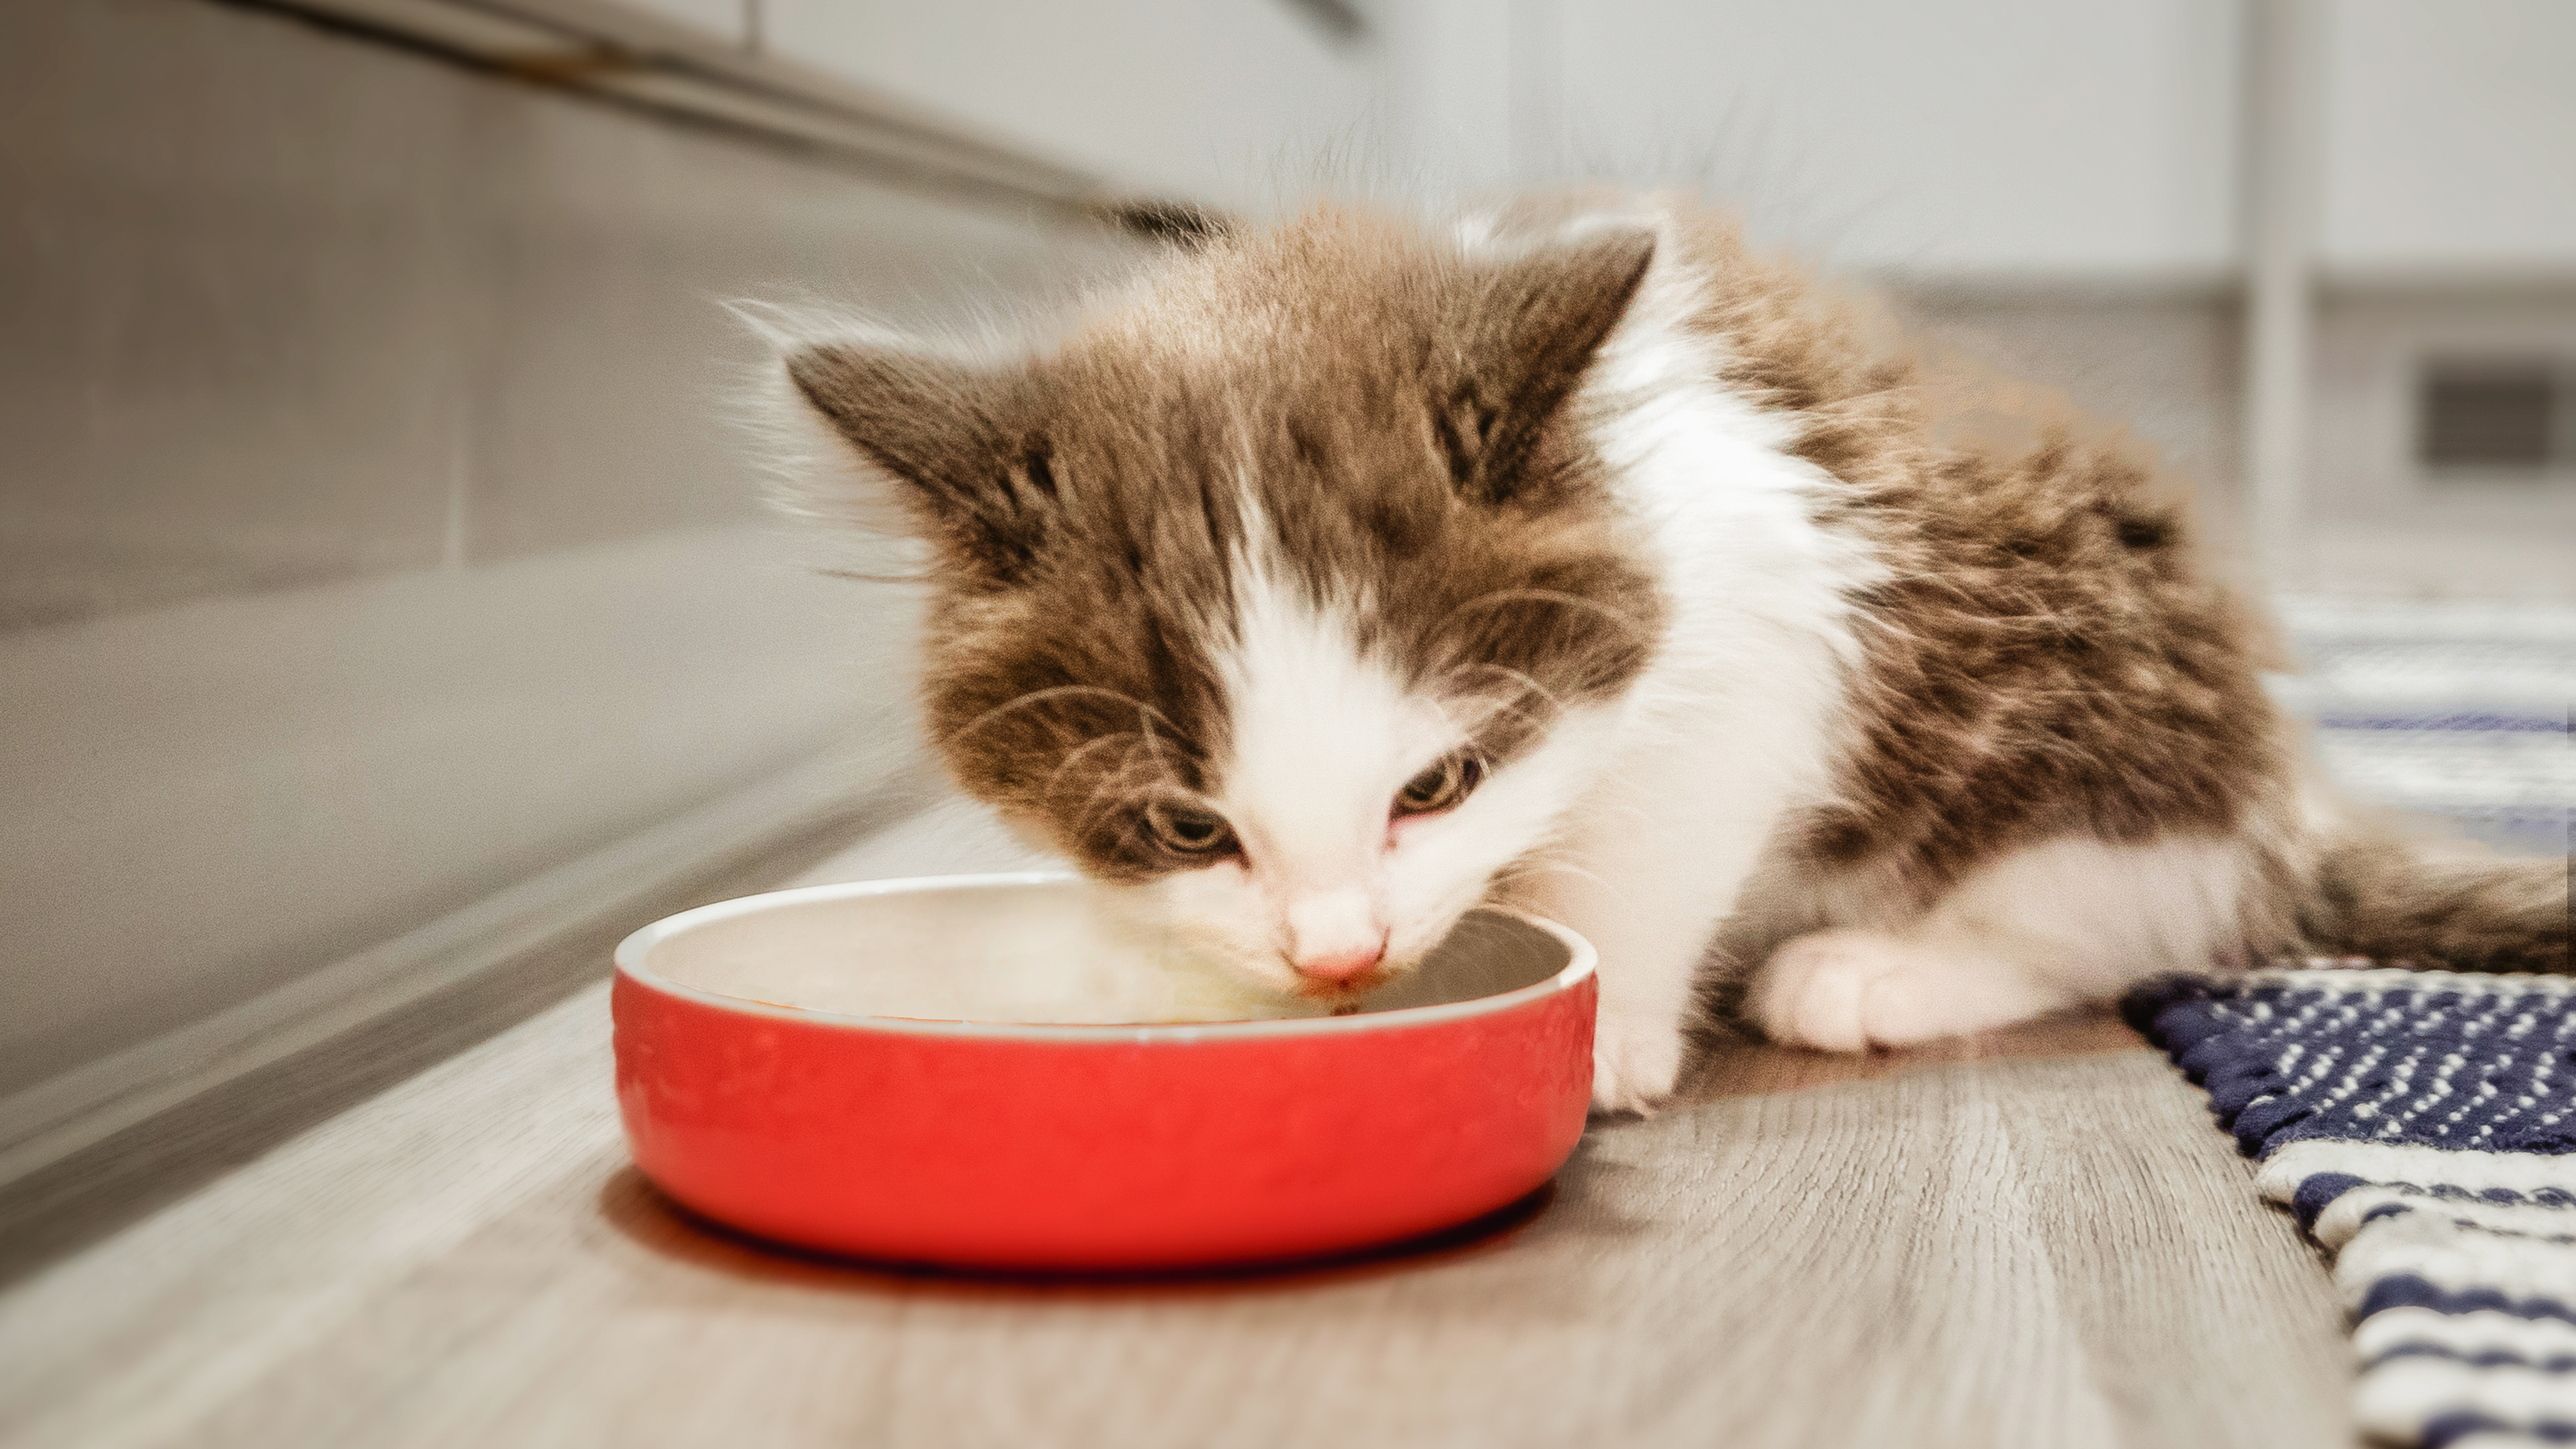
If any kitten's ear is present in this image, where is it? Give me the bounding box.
[782,338,1055,583]
[1442,229,1657,503]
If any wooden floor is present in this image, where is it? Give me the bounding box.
[0,814,2358,1448]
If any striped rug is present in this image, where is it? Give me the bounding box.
[2131,969,2576,1448]
[2128,595,2571,1446]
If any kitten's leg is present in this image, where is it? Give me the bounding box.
[1527,757,1801,1114]
[1749,834,2252,1052]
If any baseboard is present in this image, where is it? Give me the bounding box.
[0,750,910,1190]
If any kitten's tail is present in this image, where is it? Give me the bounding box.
[2296,835,2571,973]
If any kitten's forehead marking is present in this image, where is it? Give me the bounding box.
[1212,505,1450,888]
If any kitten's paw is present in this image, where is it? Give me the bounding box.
[1748,929,1944,1053]
[1590,1010,1686,1116]
[1748,928,2067,1052]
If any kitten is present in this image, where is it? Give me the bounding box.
[762,199,2570,1113]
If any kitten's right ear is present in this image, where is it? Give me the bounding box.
[780,339,1056,583]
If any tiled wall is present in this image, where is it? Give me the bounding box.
[0,0,1135,1104]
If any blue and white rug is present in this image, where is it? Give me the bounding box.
[2131,968,2576,1448]
[2135,600,2571,1442]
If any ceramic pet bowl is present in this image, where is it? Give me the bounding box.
[611,873,1597,1271]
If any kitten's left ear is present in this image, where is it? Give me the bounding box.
[1440,228,1657,504]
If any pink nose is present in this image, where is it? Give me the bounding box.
[1293,942,1386,984]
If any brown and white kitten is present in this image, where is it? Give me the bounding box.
[765,199,2569,1112]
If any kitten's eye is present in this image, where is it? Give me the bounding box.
[1393,751,1485,817]
[1144,798,1236,857]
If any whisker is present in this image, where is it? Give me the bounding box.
[1447,662,1568,712]
[942,684,1179,751]
[1487,859,1605,892]
[1063,749,1190,835]
[1040,730,1147,797]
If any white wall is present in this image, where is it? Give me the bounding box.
[1379,0,1515,192]
[606,0,2576,286]
[762,0,1388,210]
[1401,0,2574,284]
[1544,0,2243,280]
[2320,0,2576,278]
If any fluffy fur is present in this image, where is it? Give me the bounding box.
[765,197,2570,1112]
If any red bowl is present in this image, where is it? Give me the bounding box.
[611,873,1597,1271]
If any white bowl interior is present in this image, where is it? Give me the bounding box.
[624,875,1580,1028]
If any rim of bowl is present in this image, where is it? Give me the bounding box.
[612,871,1598,1043]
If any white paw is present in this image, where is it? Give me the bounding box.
[1748,928,2070,1052]
[1590,1008,1686,1115]
[1747,930,1943,1053]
